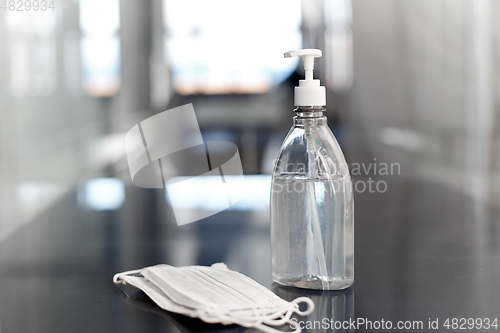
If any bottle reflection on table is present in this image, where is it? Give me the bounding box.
[272,284,354,333]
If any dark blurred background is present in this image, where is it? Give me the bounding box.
[1,1,500,332]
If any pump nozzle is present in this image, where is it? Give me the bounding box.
[284,49,321,81]
[284,49,326,107]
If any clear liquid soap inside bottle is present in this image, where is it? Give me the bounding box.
[270,49,354,290]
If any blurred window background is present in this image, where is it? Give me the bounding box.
[163,0,302,95]
[1,0,500,250]
[79,0,121,97]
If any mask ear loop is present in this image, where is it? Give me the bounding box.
[220,306,294,332]
[199,304,268,327]
[260,297,315,326]
[254,318,302,333]
[291,297,315,316]
[227,297,315,333]
[113,268,145,285]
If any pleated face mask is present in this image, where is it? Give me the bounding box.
[113,263,314,333]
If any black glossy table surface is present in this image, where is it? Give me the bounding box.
[0,176,499,333]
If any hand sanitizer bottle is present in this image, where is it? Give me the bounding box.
[270,49,354,290]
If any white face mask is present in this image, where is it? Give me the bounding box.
[113,263,314,333]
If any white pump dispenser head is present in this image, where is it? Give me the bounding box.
[284,49,326,107]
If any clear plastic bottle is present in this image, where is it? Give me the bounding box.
[270,105,354,290]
